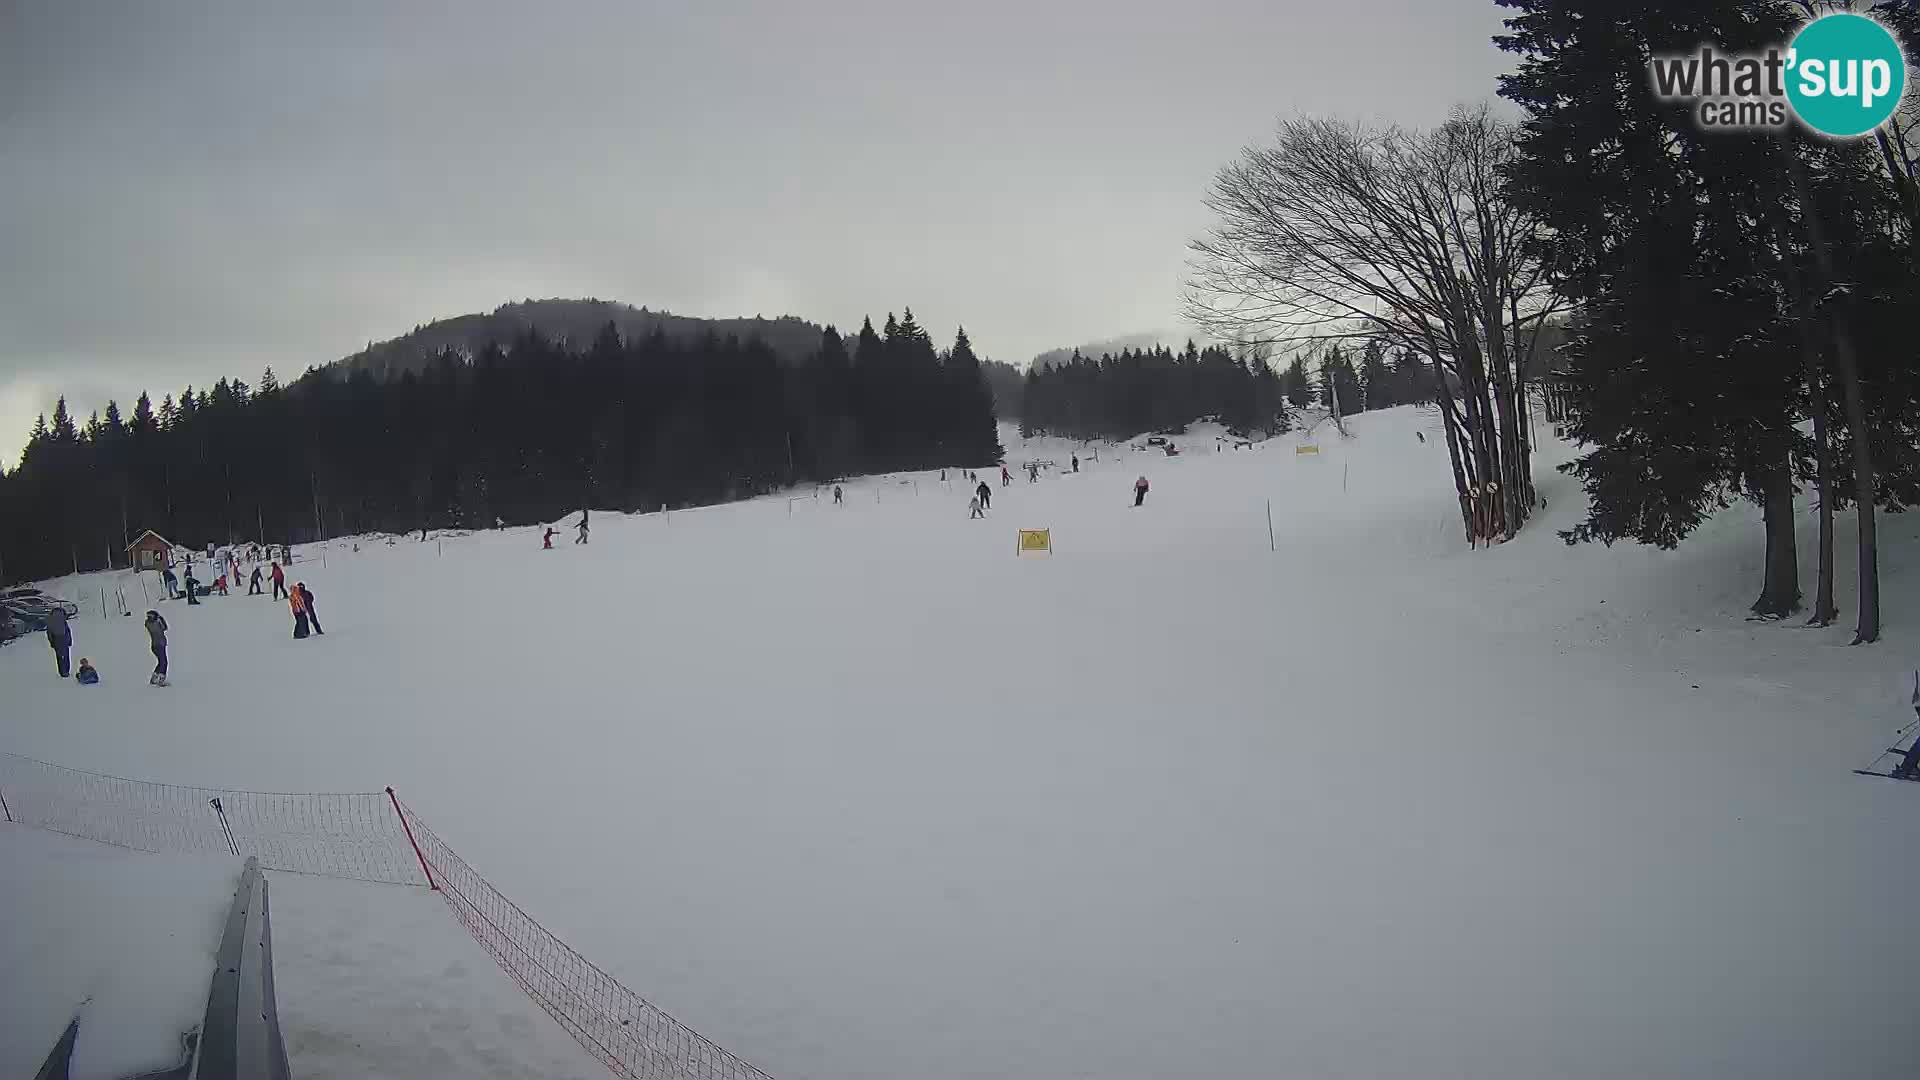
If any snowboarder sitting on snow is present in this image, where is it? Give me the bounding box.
[1133,475,1150,507]
[74,657,99,685]
[976,480,992,510]
[145,610,169,685]
[968,496,983,519]
[46,606,72,678]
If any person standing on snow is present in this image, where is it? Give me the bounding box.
[968,495,984,519]
[976,480,992,511]
[834,485,844,505]
[270,560,288,600]
[298,582,323,635]
[184,568,201,606]
[1133,475,1150,507]
[289,585,311,639]
[145,610,169,686]
[575,508,590,545]
[162,565,180,600]
[46,606,72,678]
[1027,463,1039,483]
[543,527,556,549]
[1071,454,1079,473]
[249,566,264,595]
[1000,465,1011,488]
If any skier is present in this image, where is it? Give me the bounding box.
[74,657,100,685]
[1027,463,1039,483]
[248,566,264,595]
[1894,737,1920,781]
[976,480,992,511]
[211,573,229,597]
[270,560,288,600]
[184,568,201,606]
[46,605,72,678]
[542,527,556,550]
[145,610,169,686]
[289,585,311,639]
[298,582,323,635]
[1000,465,1011,488]
[1071,454,1079,473]
[968,495,984,519]
[1133,475,1150,507]
[575,509,590,545]
[834,485,844,506]
[162,565,180,600]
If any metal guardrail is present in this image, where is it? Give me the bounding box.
[196,856,293,1080]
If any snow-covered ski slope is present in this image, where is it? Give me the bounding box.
[6,407,1920,1080]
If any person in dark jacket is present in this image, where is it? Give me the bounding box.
[270,560,287,600]
[162,565,180,599]
[543,527,556,549]
[976,480,992,510]
[183,568,201,605]
[289,585,310,639]
[46,606,72,677]
[145,610,169,685]
[249,566,264,595]
[575,508,590,545]
[298,582,323,635]
[1133,475,1150,507]
[1071,454,1079,473]
[74,657,99,685]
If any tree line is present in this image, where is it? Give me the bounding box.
[1015,342,1290,442]
[0,310,1002,583]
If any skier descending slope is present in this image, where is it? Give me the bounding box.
[1133,475,1150,507]
[976,480,992,511]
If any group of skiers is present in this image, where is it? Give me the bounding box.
[542,511,592,549]
[42,551,325,687]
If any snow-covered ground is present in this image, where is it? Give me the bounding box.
[5,409,1920,1079]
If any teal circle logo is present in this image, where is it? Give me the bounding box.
[1786,14,1906,138]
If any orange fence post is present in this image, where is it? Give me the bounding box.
[387,786,436,890]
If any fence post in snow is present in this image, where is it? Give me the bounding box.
[0,780,12,823]
[387,786,436,890]
[1343,464,1349,493]
[1267,500,1275,552]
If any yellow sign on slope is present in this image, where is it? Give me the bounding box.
[1296,444,1320,456]
[1017,528,1052,556]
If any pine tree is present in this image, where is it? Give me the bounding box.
[50,397,77,442]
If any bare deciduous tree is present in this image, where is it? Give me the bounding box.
[1186,105,1565,545]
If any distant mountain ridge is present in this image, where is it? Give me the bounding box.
[327,298,829,380]
[1029,330,1213,369]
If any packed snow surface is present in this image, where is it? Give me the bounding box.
[5,409,1919,1079]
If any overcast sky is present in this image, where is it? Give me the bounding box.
[0,0,1513,463]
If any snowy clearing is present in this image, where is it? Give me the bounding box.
[4,410,1919,1079]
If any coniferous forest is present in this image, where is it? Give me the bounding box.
[1016,342,1291,441]
[0,310,1002,582]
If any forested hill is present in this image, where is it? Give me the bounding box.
[329,299,828,380]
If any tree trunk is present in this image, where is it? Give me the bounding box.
[1791,154,1880,643]
[1775,220,1838,626]
[1752,453,1801,619]
[1831,321,1880,643]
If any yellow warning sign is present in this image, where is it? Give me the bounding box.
[1016,528,1052,556]
[1295,444,1320,456]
